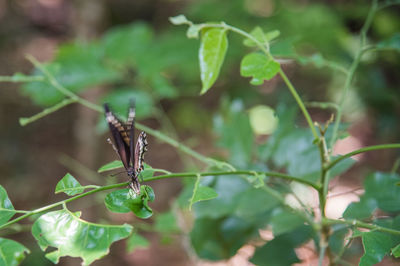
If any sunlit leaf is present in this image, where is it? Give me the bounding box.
[240,52,280,85]
[55,173,84,196]
[199,28,228,94]
[126,234,150,253]
[187,24,202,39]
[0,238,30,266]
[169,15,190,25]
[140,164,155,179]
[98,160,124,173]
[31,209,132,265]
[0,185,15,226]
[392,243,400,258]
[104,186,155,219]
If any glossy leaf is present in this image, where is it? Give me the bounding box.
[126,234,150,253]
[55,173,84,196]
[359,231,393,266]
[199,28,228,94]
[0,185,15,226]
[98,160,124,173]
[0,238,30,266]
[104,186,155,219]
[240,52,280,85]
[31,209,132,265]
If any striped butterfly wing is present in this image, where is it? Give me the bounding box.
[104,104,131,169]
[134,131,148,175]
[126,100,136,168]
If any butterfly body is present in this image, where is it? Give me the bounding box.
[104,102,148,195]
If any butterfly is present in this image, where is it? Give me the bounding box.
[104,101,148,195]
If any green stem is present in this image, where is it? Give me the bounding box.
[202,23,319,141]
[329,0,378,150]
[144,170,320,190]
[0,182,127,230]
[326,143,400,171]
[305,101,340,112]
[0,75,44,82]
[19,98,77,126]
[323,217,400,235]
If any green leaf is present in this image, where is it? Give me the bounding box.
[55,173,84,196]
[213,100,254,168]
[101,89,154,119]
[154,211,180,233]
[102,22,153,64]
[235,187,279,218]
[0,238,30,266]
[31,209,132,265]
[189,176,218,210]
[343,197,377,219]
[240,52,280,85]
[126,234,150,253]
[364,172,400,212]
[270,209,305,236]
[187,24,202,39]
[392,243,400,258]
[21,43,120,106]
[190,216,256,261]
[104,186,155,219]
[193,175,250,219]
[243,27,280,47]
[140,163,155,180]
[199,28,228,94]
[359,231,393,266]
[98,160,124,173]
[250,225,313,266]
[377,33,400,52]
[169,15,190,25]
[0,185,15,226]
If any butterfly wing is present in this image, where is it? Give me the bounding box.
[134,131,148,175]
[104,103,131,169]
[126,100,136,168]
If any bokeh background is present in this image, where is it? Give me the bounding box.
[0,0,399,265]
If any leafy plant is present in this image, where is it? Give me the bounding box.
[0,0,400,265]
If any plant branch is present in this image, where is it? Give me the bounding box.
[0,75,44,82]
[329,0,378,150]
[144,170,320,190]
[19,98,77,126]
[325,143,400,171]
[323,218,400,235]
[200,22,319,141]
[0,182,127,230]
